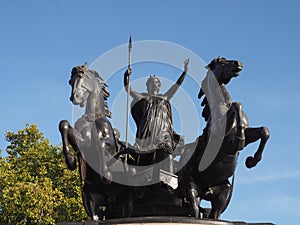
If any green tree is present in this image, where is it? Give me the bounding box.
[0,124,87,225]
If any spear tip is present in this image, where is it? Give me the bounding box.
[129,35,132,50]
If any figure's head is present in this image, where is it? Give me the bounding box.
[206,57,243,85]
[146,75,161,95]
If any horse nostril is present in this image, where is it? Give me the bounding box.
[70,96,73,102]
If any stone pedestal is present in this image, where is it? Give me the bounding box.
[57,216,275,225]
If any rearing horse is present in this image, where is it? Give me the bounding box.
[178,57,270,219]
[59,63,132,221]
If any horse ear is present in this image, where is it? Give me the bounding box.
[206,58,216,70]
[83,62,88,68]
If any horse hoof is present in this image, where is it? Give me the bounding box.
[59,120,69,132]
[245,156,258,168]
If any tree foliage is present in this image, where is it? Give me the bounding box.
[0,124,87,224]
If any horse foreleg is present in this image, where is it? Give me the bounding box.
[91,126,113,183]
[99,140,113,182]
[244,127,270,168]
[59,120,77,171]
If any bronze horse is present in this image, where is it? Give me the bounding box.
[178,57,270,219]
[58,63,132,221]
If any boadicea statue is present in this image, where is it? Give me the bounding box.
[58,38,270,222]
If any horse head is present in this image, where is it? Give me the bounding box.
[69,63,92,107]
[69,63,105,108]
[198,57,243,109]
[206,57,243,85]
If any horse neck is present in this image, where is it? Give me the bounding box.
[85,88,105,116]
[220,84,232,104]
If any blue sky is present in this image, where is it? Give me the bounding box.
[1,1,300,224]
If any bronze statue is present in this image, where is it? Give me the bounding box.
[178,57,270,219]
[58,38,270,222]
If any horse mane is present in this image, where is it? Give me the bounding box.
[199,75,231,122]
[198,70,212,122]
[198,57,233,122]
[89,69,112,118]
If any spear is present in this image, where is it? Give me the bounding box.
[125,36,132,148]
